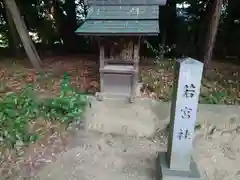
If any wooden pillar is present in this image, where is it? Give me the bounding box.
[130,37,140,103]
[98,39,105,100]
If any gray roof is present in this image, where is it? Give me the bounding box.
[87,6,159,20]
[75,20,159,35]
[75,5,160,36]
[85,0,167,5]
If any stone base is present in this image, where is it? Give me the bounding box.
[95,92,133,103]
[95,83,142,103]
[95,92,104,101]
[156,152,202,180]
[84,97,158,137]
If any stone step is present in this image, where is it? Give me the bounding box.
[83,98,161,138]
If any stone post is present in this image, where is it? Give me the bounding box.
[157,58,203,180]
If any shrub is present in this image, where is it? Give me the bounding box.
[0,72,89,150]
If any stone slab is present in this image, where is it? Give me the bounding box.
[96,92,131,101]
[95,82,143,102]
[156,152,202,180]
[84,98,158,138]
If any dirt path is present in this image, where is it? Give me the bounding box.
[35,130,166,180]
[33,121,240,180]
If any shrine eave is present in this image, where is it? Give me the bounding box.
[75,20,159,36]
[85,0,167,6]
[75,32,158,36]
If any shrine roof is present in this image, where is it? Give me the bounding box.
[75,20,159,35]
[75,5,160,36]
[87,6,158,20]
[85,0,167,5]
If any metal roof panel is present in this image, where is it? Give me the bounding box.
[87,6,159,20]
[75,20,159,35]
[85,0,167,5]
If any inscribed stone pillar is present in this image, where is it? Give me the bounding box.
[157,57,203,180]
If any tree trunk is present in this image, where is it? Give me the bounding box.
[3,0,42,70]
[223,0,238,57]
[193,1,212,59]
[159,5,167,59]
[202,0,223,72]
[0,1,20,56]
[165,0,177,46]
[5,8,21,56]
[163,0,177,57]
[53,0,78,53]
[53,0,66,44]
[63,0,78,52]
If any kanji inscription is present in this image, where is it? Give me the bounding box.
[180,107,192,119]
[165,58,204,172]
[177,129,192,140]
[183,84,196,98]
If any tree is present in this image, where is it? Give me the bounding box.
[202,0,224,71]
[52,0,78,53]
[5,8,21,56]
[222,0,240,57]
[159,0,177,57]
[3,0,43,70]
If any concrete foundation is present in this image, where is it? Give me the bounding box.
[156,152,201,180]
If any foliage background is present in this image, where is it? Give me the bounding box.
[0,0,240,61]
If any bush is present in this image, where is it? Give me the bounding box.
[0,72,89,149]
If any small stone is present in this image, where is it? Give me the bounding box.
[67,126,74,131]
[235,170,240,176]
[122,125,128,133]
[97,144,102,151]
[195,123,202,130]
[229,117,237,124]
[221,131,233,137]
[209,126,217,135]
[211,130,222,139]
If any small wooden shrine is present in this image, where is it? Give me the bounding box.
[76,0,167,102]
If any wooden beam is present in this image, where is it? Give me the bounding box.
[3,0,43,70]
[130,37,140,103]
[99,39,105,95]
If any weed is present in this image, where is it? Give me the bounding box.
[0,72,89,151]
